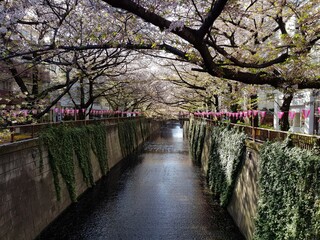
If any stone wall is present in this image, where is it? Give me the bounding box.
[0,120,160,240]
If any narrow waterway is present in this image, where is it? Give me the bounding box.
[37,122,244,240]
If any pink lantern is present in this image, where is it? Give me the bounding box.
[54,108,59,113]
[61,109,65,114]
[243,112,248,118]
[278,112,284,119]
[302,109,311,119]
[260,111,266,118]
[76,109,79,114]
[253,110,258,117]
[239,112,243,118]
[236,113,239,119]
[248,110,252,117]
[289,111,296,120]
[318,107,320,114]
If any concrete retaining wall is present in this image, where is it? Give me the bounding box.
[227,141,260,240]
[0,120,160,240]
[185,121,260,240]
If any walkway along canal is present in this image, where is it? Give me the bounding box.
[37,122,244,240]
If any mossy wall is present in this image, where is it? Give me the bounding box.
[0,119,160,240]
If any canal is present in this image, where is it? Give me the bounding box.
[37,122,244,240]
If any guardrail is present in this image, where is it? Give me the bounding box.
[193,117,320,150]
[0,117,143,144]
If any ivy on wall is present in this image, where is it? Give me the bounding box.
[139,118,150,142]
[71,127,94,187]
[87,125,108,175]
[254,140,320,240]
[188,119,246,207]
[189,119,206,165]
[188,118,320,238]
[39,124,108,202]
[118,119,138,157]
[207,125,246,207]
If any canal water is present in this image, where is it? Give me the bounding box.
[37,122,244,240]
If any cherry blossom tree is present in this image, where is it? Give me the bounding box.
[1,0,319,123]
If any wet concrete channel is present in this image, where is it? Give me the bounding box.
[37,122,244,240]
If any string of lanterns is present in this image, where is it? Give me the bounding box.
[52,108,141,117]
[183,108,319,120]
[192,110,266,119]
[0,108,142,117]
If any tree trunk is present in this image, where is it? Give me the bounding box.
[250,94,259,127]
[213,94,219,112]
[230,103,238,123]
[280,93,293,131]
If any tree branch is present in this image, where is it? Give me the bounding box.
[197,0,229,39]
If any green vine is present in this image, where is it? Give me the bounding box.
[39,124,108,202]
[87,124,108,176]
[139,118,150,141]
[188,120,245,206]
[39,125,76,202]
[254,140,320,239]
[189,119,206,165]
[71,127,94,186]
[206,125,246,207]
[118,119,138,157]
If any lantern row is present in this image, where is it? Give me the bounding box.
[52,108,142,116]
[191,108,317,120]
[0,109,142,117]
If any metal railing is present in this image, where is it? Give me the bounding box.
[0,116,143,144]
[193,117,320,150]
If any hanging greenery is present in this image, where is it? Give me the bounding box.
[139,118,150,141]
[39,125,76,202]
[71,127,94,186]
[207,125,246,207]
[118,119,138,157]
[86,124,108,176]
[189,119,206,165]
[39,124,108,202]
[188,119,245,206]
[254,140,320,240]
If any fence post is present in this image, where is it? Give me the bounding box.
[10,126,14,142]
[31,125,34,138]
[252,127,256,142]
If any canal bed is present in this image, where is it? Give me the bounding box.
[37,122,244,240]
